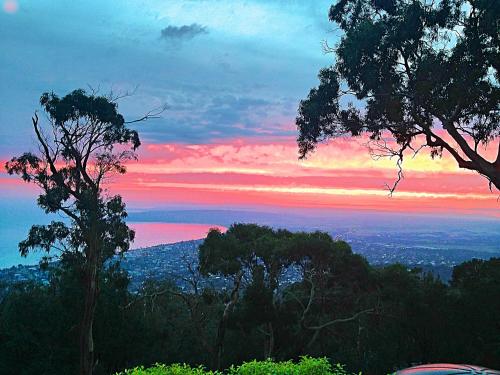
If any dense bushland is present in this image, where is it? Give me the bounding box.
[0,225,499,375]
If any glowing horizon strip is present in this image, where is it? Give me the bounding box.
[137,182,494,200]
[124,159,469,177]
[127,165,274,175]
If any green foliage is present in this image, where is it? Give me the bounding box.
[199,225,373,364]
[39,89,140,150]
[0,263,130,375]
[447,258,500,364]
[229,357,347,375]
[116,357,352,375]
[117,363,217,375]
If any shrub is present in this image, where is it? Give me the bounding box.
[117,363,219,375]
[229,357,347,375]
[116,357,355,375]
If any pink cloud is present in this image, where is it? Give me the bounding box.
[1,134,498,216]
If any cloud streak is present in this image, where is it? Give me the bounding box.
[2,127,497,215]
[0,137,484,215]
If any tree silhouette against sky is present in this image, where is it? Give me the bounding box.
[5,89,142,375]
[297,0,499,192]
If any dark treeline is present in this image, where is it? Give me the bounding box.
[1,224,499,375]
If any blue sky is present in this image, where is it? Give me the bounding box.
[0,0,335,153]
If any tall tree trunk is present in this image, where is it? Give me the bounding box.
[79,253,99,375]
[266,322,274,359]
[214,271,243,370]
[215,315,226,370]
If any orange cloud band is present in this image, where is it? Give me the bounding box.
[1,135,498,216]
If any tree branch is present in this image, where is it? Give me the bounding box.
[425,130,476,171]
[124,104,168,124]
[495,139,500,167]
[32,113,82,201]
[305,308,374,331]
[443,120,490,168]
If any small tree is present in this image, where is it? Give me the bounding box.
[297,0,500,191]
[5,89,140,375]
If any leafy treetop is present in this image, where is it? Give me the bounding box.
[5,88,139,265]
[297,0,500,191]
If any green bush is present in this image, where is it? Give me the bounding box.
[229,357,350,375]
[116,363,219,375]
[116,357,355,375]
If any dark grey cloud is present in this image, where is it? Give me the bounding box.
[160,23,208,41]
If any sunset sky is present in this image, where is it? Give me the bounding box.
[1,0,498,218]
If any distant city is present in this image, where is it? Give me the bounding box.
[1,209,499,289]
[2,221,498,290]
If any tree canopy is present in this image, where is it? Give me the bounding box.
[297,0,500,191]
[199,224,375,364]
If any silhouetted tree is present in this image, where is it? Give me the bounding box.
[281,232,375,359]
[297,0,500,191]
[449,257,500,365]
[199,225,376,366]
[5,89,140,375]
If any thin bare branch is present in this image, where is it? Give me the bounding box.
[124,104,169,124]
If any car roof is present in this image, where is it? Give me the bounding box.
[396,363,500,375]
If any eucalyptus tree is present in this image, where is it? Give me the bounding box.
[199,224,375,363]
[297,0,500,191]
[5,89,141,375]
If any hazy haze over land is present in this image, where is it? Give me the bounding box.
[1,200,498,268]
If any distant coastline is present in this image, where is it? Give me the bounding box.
[129,222,227,249]
[1,207,498,269]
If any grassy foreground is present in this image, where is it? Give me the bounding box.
[116,357,356,375]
